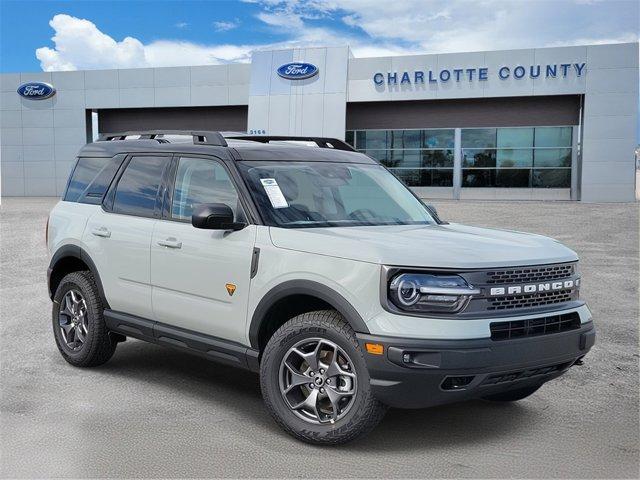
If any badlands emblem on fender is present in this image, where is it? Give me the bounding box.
[225,283,237,296]
[489,278,580,296]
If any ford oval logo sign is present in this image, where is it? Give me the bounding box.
[17,82,56,100]
[277,62,318,80]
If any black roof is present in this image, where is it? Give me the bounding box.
[81,131,376,164]
[228,141,375,163]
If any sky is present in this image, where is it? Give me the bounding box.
[0,0,638,73]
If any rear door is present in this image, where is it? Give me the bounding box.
[150,155,256,344]
[84,154,171,319]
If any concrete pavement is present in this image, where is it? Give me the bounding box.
[1,197,638,478]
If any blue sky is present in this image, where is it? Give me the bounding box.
[0,0,638,73]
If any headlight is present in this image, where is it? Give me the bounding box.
[389,273,480,314]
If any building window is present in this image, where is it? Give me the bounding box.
[461,126,572,188]
[345,130,354,147]
[346,129,455,187]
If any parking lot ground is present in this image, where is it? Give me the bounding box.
[1,197,638,479]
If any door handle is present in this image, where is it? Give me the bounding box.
[157,237,182,249]
[91,227,111,238]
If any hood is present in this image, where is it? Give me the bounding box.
[269,223,578,269]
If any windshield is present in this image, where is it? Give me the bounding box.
[237,161,436,228]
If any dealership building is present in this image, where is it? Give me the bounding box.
[0,42,637,202]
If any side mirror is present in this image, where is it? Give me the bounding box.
[192,203,246,231]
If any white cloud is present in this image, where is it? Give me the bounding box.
[36,14,257,71]
[256,0,639,54]
[212,19,240,32]
[143,41,255,67]
[34,12,402,71]
[175,22,189,29]
[35,1,639,72]
[253,7,418,57]
[547,33,639,48]
[36,14,146,71]
[256,12,303,28]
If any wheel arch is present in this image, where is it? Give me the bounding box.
[48,245,110,309]
[249,280,370,351]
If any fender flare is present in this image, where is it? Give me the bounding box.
[248,280,370,349]
[48,245,110,309]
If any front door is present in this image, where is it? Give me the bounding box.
[150,156,256,345]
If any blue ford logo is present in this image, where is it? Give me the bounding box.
[277,62,318,80]
[17,82,56,100]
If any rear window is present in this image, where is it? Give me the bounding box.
[64,156,124,204]
[112,156,169,217]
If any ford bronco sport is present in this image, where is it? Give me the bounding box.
[47,131,595,445]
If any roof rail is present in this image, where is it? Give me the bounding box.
[98,130,228,147]
[225,135,355,152]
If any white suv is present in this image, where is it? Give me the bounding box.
[47,131,595,444]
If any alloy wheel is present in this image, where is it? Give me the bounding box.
[279,337,357,424]
[58,289,88,351]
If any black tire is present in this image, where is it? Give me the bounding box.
[52,271,117,367]
[482,384,542,402]
[260,310,387,445]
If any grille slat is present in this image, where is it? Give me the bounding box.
[487,289,575,310]
[485,264,574,284]
[490,312,581,341]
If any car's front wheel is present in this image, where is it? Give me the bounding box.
[260,310,387,445]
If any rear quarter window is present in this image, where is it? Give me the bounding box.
[64,156,125,204]
[112,156,169,217]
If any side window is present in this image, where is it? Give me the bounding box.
[171,157,240,221]
[64,156,124,204]
[113,156,168,217]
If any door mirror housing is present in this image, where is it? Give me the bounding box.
[192,203,246,231]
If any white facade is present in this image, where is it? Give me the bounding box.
[1,43,637,201]
[0,64,250,196]
[247,47,349,138]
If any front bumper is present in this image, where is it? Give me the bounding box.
[356,321,595,409]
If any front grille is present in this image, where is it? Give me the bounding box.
[485,263,575,284]
[488,289,574,310]
[480,361,572,386]
[490,312,581,340]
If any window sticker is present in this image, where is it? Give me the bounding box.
[260,178,289,209]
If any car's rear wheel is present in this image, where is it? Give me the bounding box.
[52,271,117,367]
[482,384,542,402]
[260,310,387,445]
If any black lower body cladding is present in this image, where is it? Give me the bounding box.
[356,322,595,409]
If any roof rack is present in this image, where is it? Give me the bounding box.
[225,135,355,152]
[98,130,228,147]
